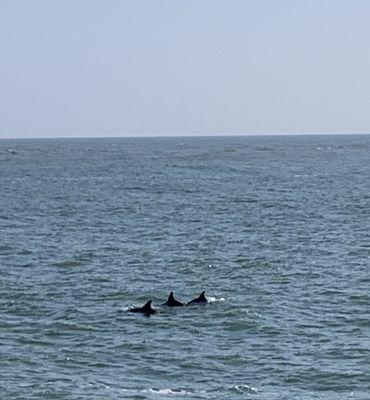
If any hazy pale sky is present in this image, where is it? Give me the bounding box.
[1,0,370,138]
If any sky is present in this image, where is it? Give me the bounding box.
[0,0,370,138]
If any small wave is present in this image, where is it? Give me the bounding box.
[52,252,95,268]
[52,260,84,268]
[208,296,225,303]
[122,388,199,396]
[144,388,191,395]
[229,384,258,394]
[17,249,33,255]
[0,244,14,252]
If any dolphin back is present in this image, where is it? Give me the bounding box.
[164,291,184,307]
[186,291,207,306]
[129,300,156,316]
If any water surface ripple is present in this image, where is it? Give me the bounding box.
[1,135,370,399]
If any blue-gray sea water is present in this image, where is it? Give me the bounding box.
[1,135,369,399]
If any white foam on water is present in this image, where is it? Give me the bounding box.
[144,388,191,395]
[123,388,197,396]
[207,296,225,303]
[121,305,132,311]
[230,384,258,393]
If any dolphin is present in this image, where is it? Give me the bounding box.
[163,291,184,307]
[128,300,156,316]
[186,291,207,306]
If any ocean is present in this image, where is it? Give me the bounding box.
[1,135,369,399]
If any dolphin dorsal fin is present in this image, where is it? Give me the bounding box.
[142,300,152,311]
[199,291,206,300]
[168,292,174,300]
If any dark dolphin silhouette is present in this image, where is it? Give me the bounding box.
[128,300,156,316]
[186,291,207,306]
[163,291,184,307]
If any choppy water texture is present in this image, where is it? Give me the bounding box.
[1,135,370,399]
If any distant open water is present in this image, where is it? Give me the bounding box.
[1,135,370,399]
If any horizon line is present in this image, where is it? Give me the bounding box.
[0,132,370,140]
